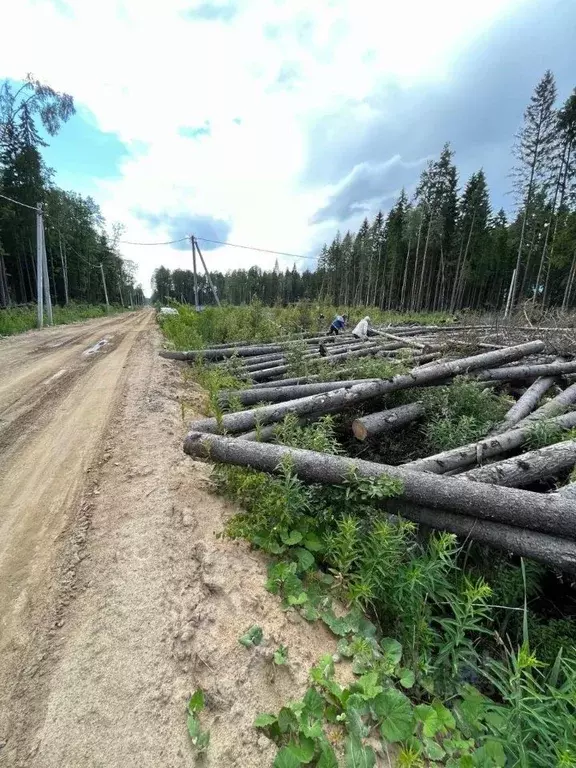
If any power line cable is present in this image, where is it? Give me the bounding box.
[119,236,190,246]
[195,236,317,261]
[2,190,319,262]
[0,191,39,212]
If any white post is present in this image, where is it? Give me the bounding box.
[40,214,53,325]
[36,204,44,328]
[100,263,110,310]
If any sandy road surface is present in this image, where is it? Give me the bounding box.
[0,310,338,768]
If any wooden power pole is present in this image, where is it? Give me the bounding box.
[190,235,200,311]
[193,236,221,307]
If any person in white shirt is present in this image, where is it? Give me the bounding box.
[352,316,371,339]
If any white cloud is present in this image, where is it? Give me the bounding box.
[0,0,524,293]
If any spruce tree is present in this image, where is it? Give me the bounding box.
[511,70,558,307]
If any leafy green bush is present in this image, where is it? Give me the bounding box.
[422,379,511,451]
[159,300,454,349]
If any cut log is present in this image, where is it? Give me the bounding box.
[250,364,290,382]
[475,360,576,381]
[183,432,576,538]
[352,403,424,441]
[402,410,576,474]
[557,482,576,500]
[249,343,385,382]
[250,377,313,389]
[393,502,576,573]
[160,335,358,362]
[514,381,576,427]
[378,331,426,349]
[190,341,544,434]
[221,380,379,407]
[462,439,576,487]
[490,376,557,435]
[160,344,287,361]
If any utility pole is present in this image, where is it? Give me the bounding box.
[99,263,110,311]
[193,236,221,306]
[36,204,44,328]
[40,213,53,325]
[190,235,200,311]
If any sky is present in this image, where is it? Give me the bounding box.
[1,0,575,295]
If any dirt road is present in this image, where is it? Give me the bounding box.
[0,311,337,768]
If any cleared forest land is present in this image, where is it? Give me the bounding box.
[162,303,576,767]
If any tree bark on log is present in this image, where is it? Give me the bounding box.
[462,439,576,487]
[191,341,544,433]
[378,331,427,349]
[514,382,576,427]
[249,344,385,382]
[221,380,379,407]
[402,410,576,474]
[250,364,290,382]
[249,377,312,389]
[557,482,576,500]
[183,432,576,538]
[159,344,288,361]
[490,376,557,435]
[352,403,424,441]
[392,502,576,573]
[475,360,576,381]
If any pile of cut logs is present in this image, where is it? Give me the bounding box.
[161,323,576,572]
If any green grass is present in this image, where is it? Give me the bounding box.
[0,302,133,336]
[159,300,455,350]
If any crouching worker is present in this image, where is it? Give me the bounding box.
[352,315,373,339]
[328,313,347,336]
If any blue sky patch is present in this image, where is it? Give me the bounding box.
[134,211,232,250]
[179,121,211,139]
[182,2,237,22]
[42,106,129,197]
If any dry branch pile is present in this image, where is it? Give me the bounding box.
[165,322,576,572]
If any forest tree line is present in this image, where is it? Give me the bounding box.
[153,71,576,312]
[0,75,144,308]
